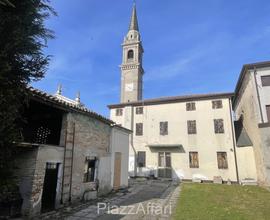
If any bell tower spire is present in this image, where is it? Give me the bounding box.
[120,3,144,103]
[129,3,139,31]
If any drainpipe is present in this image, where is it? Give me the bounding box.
[130,106,137,176]
[253,67,264,123]
[229,98,240,184]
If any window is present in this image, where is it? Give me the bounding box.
[136,107,143,114]
[137,151,146,167]
[266,105,270,122]
[186,102,196,111]
[160,121,168,135]
[127,50,134,59]
[189,152,199,168]
[158,152,171,167]
[261,75,270,87]
[187,120,197,134]
[136,123,143,136]
[217,152,228,169]
[212,100,223,109]
[116,108,123,116]
[214,119,224,133]
[84,157,96,182]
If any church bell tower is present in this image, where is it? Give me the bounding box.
[120,4,144,103]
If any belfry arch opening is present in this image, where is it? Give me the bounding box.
[127,50,134,60]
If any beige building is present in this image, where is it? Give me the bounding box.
[233,61,270,186]
[108,4,257,183]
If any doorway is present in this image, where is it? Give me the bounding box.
[113,152,122,190]
[41,162,59,213]
[158,152,172,178]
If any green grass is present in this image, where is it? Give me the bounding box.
[173,183,270,220]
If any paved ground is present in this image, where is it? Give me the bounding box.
[38,179,181,220]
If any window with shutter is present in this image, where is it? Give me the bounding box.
[160,121,168,135]
[261,75,270,87]
[189,152,199,168]
[186,102,196,111]
[187,120,197,134]
[214,119,224,133]
[212,100,223,109]
[136,107,143,114]
[135,123,143,136]
[217,152,228,169]
[116,108,123,116]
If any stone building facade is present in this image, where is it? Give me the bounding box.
[233,61,270,186]
[15,87,130,217]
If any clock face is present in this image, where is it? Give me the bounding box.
[125,83,134,92]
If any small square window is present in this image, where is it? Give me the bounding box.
[116,108,123,116]
[136,107,143,114]
[212,100,223,109]
[186,102,196,111]
[261,75,270,87]
[214,119,224,133]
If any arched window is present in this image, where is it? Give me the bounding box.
[127,50,134,60]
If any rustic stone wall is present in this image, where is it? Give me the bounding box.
[13,147,38,216]
[66,113,112,201]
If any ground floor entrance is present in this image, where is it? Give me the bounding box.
[158,152,172,178]
[41,162,59,213]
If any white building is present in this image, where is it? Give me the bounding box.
[233,61,270,185]
[108,4,257,183]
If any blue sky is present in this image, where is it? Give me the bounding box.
[33,0,270,116]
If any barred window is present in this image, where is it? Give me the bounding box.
[186,102,196,111]
[136,107,143,114]
[217,152,228,169]
[160,121,168,135]
[212,100,223,109]
[137,151,146,167]
[116,108,123,116]
[214,119,224,133]
[187,120,197,134]
[136,123,143,136]
[189,152,199,168]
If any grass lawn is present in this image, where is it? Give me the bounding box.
[173,183,270,220]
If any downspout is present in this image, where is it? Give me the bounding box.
[253,67,264,123]
[130,106,137,176]
[229,98,239,184]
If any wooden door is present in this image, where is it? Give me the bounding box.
[113,152,122,190]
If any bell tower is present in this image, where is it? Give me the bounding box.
[120,3,144,103]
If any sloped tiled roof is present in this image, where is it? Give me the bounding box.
[27,87,114,125]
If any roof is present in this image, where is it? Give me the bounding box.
[233,60,270,108]
[129,4,139,31]
[27,86,115,125]
[108,92,234,108]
